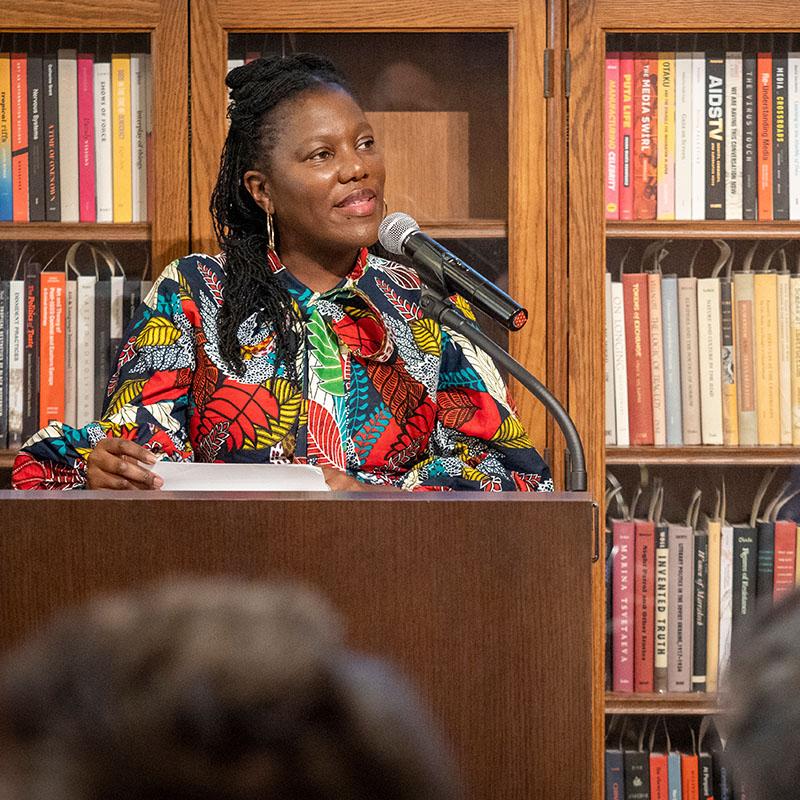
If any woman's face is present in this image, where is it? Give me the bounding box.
[246,85,386,262]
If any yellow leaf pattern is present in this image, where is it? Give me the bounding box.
[453,294,476,321]
[240,379,303,451]
[105,379,147,417]
[410,318,441,357]
[136,317,182,348]
[490,416,534,449]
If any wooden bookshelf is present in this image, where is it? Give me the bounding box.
[606,220,800,239]
[606,446,800,466]
[421,219,507,239]
[0,223,151,242]
[605,692,721,716]
[0,450,16,469]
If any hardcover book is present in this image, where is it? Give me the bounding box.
[26,54,45,221]
[705,52,726,219]
[633,53,658,220]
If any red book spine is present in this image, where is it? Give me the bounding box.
[634,519,656,691]
[605,52,621,220]
[623,272,655,444]
[649,753,669,800]
[11,53,29,222]
[773,520,797,601]
[633,53,658,220]
[612,519,635,692]
[619,52,635,220]
[77,54,96,222]
[757,52,773,220]
[39,272,66,427]
[681,753,700,800]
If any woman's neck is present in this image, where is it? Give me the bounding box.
[278,247,359,294]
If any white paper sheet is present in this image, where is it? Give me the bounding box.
[150,461,330,492]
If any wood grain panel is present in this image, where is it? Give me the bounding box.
[1,492,595,800]
[1,0,161,28]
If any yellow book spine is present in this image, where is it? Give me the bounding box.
[721,279,739,445]
[705,521,721,692]
[790,276,800,444]
[111,54,132,223]
[0,53,11,218]
[657,53,676,220]
[754,272,780,445]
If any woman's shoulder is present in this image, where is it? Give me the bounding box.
[145,253,226,300]
[363,253,422,296]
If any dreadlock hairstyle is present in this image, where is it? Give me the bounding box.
[210,54,354,376]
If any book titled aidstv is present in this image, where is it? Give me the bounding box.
[705,52,726,219]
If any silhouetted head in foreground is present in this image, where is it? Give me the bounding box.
[0,579,458,800]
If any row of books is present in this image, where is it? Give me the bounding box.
[606,472,797,694]
[604,49,800,221]
[0,49,152,223]
[606,717,735,800]
[0,242,151,449]
[605,241,800,447]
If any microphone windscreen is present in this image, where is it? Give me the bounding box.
[378,212,419,255]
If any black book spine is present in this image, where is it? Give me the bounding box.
[623,750,650,800]
[94,279,111,419]
[0,281,8,447]
[756,520,775,600]
[706,52,726,219]
[22,263,41,441]
[605,749,625,800]
[773,52,789,219]
[26,56,45,221]
[699,753,715,800]
[692,532,709,692]
[121,279,141,341]
[43,54,59,221]
[742,53,757,219]
[732,526,758,653]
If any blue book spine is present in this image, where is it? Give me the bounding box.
[667,751,682,800]
[605,749,625,800]
[661,274,683,445]
[0,53,12,220]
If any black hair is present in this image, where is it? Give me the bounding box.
[210,54,353,376]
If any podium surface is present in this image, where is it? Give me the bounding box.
[1,491,599,800]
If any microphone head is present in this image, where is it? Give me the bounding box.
[378,212,420,256]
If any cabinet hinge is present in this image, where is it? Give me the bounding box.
[543,48,554,98]
[564,48,571,98]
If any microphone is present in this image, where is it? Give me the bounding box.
[378,212,528,332]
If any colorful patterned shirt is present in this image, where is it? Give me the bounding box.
[13,248,553,492]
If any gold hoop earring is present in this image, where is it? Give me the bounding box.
[266,212,276,252]
[382,198,389,219]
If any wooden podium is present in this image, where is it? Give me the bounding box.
[0,491,599,800]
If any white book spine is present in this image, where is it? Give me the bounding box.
[7,280,24,444]
[718,525,734,682]
[110,275,124,341]
[725,53,743,220]
[76,276,96,427]
[605,271,616,444]
[143,53,152,220]
[64,279,77,428]
[611,281,630,447]
[130,54,147,223]
[691,53,707,220]
[94,62,113,222]
[675,53,693,220]
[648,272,666,445]
[697,277,724,444]
[790,54,800,221]
[791,275,800,444]
[778,272,792,443]
[57,49,79,222]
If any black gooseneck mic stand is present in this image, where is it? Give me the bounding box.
[419,288,587,492]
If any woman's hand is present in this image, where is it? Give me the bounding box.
[320,466,401,493]
[86,439,164,490]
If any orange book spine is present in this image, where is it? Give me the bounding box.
[633,53,658,220]
[774,520,797,601]
[10,52,28,222]
[39,272,66,427]
[758,52,773,220]
[649,753,669,800]
[623,273,655,444]
[681,753,700,800]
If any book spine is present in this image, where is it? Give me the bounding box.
[94,62,113,222]
[634,520,656,692]
[734,272,758,444]
[619,53,635,221]
[773,51,789,219]
[697,277,724,444]
[38,272,66,428]
[11,53,29,222]
[650,753,668,800]
[692,531,709,692]
[0,53,11,220]
[612,519,635,692]
[790,53,800,220]
[706,520,722,693]
[657,52,675,220]
[718,525,734,681]
[111,54,132,223]
[63,278,77,428]
[706,52,726,219]
[7,280,24,447]
[743,53,758,219]
[94,278,111,418]
[720,277,739,445]
[732,526,759,655]
[0,282,8,446]
[121,279,141,339]
[774,520,797,601]
[754,271,781,445]
[43,54,59,220]
[681,752,699,800]
[605,750,625,800]
[648,272,666,445]
[691,52,706,220]
[661,274,683,444]
[612,281,630,446]
[77,54,95,222]
[605,53,620,221]
[674,53,693,220]
[654,525,669,692]
[624,750,650,800]
[75,276,95,427]
[758,52,773,220]
[667,752,682,800]
[725,52,743,220]
[22,263,41,442]
[110,275,124,367]
[633,53,658,220]
[605,272,616,444]
[791,274,800,444]
[667,524,694,692]
[778,271,792,443]
[756,520,775,600]
[623,273,654,444]
[57,49,78,222]
[143,53,153,221]
[26,56,45,221]
[678,276,702,444]
[699,753,715,800]
[130,53,147,223]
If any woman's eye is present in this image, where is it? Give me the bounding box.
[309,150,332,161]
[358,137,375,150]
